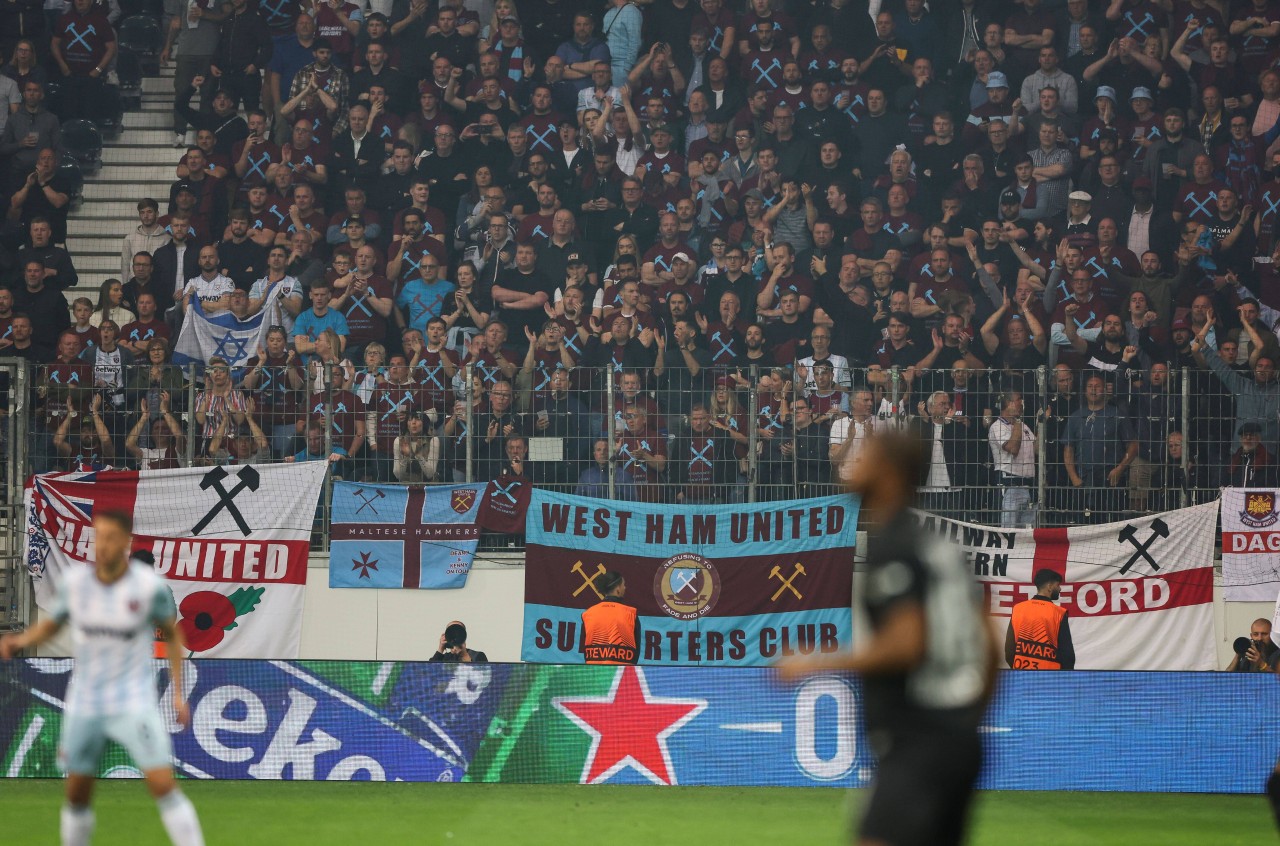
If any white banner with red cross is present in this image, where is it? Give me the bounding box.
[911,503,1218,670]
[24,463,326,658]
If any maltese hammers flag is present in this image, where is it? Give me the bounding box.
[25,463,326,658]
[912,502,1218,671]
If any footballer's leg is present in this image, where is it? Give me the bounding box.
[111,708,206,846]
[146,768,205,846]
[59,712,105,846]
[1268,764,1280,831]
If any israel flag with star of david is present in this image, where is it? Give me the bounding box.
[172,297,271,372]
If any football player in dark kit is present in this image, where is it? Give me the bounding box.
[781,431,998,846]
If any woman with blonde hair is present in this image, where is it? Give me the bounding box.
[479,0,519,52]
[307,328,355,393]
[601,234,640,287]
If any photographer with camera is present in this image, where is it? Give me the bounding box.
[430,621,488,663]
[1226,618,1277,673]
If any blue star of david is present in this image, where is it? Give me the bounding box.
[213,331,250,361]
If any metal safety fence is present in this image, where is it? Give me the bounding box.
[1,357,1259,551]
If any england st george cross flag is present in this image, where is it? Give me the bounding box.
[25,463,326,657]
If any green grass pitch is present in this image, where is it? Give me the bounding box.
[0,781,1272,844]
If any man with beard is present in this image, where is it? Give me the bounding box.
[1064,310,1140,382]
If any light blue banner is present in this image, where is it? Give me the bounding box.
[525,490,860,559]
[522,604,850,665]
[330,482,486,589]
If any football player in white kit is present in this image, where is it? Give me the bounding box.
[1,510,205,846]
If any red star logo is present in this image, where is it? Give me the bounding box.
[553,666,705,785]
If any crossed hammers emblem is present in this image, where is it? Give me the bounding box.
[1117,518,1169,575]
[353,487,386,515]
[66,23,96,52]
[769,562,806,601]
[192,466,260,536]
[572,561,606,598]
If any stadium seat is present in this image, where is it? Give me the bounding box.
[57,155,84,211]
[60,119,102,176]
[117,49,143,111]
[43,79,64,119]
[117,15,162,75]
[93,90,124,138]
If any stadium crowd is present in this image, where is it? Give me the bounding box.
[7,0,1280,525]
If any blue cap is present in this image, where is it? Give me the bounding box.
[986,72,1009,89]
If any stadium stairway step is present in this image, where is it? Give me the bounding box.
[66,65,189,303]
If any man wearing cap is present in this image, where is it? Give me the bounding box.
[636,122,686,196]
[1063,190,1097,247]
[1079,87,1121,160]
[1020,45,1078,115]
[1226,422,1280,487]
[963,73,1016,145]
[287,38,351,135]
[431,622,488,663]
[1124,86,1160,162]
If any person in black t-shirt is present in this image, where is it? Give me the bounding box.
[781,430,996,846]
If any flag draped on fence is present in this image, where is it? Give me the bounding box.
[912,503,1218,670]
[25,463,327,658]
[521,491,859,666]
[171,297,271,369]
[328,481,487,589]
[1219,488,1280,601]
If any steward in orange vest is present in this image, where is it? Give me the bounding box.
[580,571,642,665]
[1005,569,1075,670]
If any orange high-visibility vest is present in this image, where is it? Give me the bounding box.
[1010,599,1067,669]
[581,600,639,665]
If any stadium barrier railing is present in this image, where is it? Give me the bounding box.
[4,358,1250,553]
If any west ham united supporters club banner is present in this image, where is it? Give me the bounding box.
[24,464,326,658]
[2,659,1276,793]
[1219,488,1280,601]
[521,491,858,666]
[917,502,1219,670]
